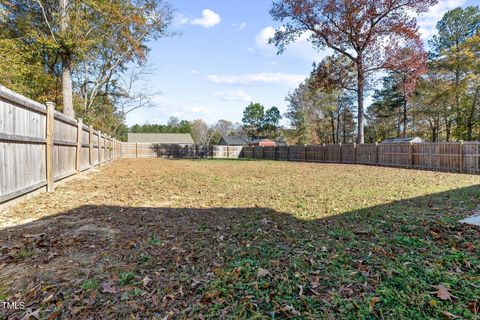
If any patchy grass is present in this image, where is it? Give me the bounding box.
[0,158,479,319]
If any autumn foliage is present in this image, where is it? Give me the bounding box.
[270,0,437,143]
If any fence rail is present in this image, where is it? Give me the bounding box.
[0,86,120,205]
[242,142,480,174]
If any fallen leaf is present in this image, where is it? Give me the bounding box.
[142,276,152,287]
[47,311,60,320]
[431,284,457,301]
[21,308,40,320]
[203,290,220,301]
[257,268,270,278]
[280,305,301,316]
[369,296,381,313]
[441,310,461,319]
[101,282,117,294]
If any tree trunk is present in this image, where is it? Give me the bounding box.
[445,117,452,142]
[356,61,365,144]
[60,0,74,118]
[330,112,336,144]
[402,100,407,138]
[62,63,74,117]
[336,108,341,144]
[466,87,479,141]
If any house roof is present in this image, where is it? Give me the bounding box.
[220,135,250,145]
[382,137,424,143]
[127,133,194,144]
[250,138,274,144]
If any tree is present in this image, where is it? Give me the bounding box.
[368,76,406,140]
[263,106,282,136]
[190,119,215,145]
[212,119,235,136]
[2,0,173,118]
[429,6,480,141]
[270,0,435,143]
[242,102,265,136]
[286,68,356,144]
[285,81,319,144]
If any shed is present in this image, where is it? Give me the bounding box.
[218,135,250,146]
[382,137,424,144]
[127,133,194,145]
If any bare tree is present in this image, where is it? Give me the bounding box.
[191,119,215,145]
[112,64,160,133]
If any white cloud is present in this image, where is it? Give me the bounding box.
[190,9,221,28]
[206,72,306,88]
[214,90,252,102]
[175,13,189,25]
[416,0,466,40]
[233,22,247,31]
[254,26,330,62]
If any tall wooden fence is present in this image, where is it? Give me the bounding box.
[0,86,120,205]
[120,143,243,159]
[242,143,480,174]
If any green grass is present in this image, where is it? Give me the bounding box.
[1,159,479,319]
[80,279,99,291]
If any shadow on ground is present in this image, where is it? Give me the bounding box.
[0,186,479,319]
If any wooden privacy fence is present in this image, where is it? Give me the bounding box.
[120,143,243,159]
[0,86,120,205]
[242,143,480,174]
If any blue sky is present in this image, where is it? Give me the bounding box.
[126,0,477,127]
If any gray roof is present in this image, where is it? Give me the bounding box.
[128,133,194,144]
[382,137,424,143]
[219,135,250,145]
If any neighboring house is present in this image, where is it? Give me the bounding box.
[127,133,194,145]
[382,137,424,144]
[218,135,277,147]
[217,135,250,146]
[250,138,276,147]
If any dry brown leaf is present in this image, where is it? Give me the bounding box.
[142,276,152,287]
[441,310,461,319]
[257,268,270,278]
[431,284,457,301]
[369,296,381,313]
[101,282,117,294]
[21,308,40,320]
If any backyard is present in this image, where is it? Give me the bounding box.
[0,159,479,319]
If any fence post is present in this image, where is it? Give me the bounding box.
[45,102,55,192]
[89,125,93,167]
[98,130,102,166]
[353,143,357,164]
[460,140,464,173]
[375,142,379,164]
[76,118,83,173]
[409,142,414,169]
[339,143,342,163]
[136,142,138,158]
[304,144,307,162]
[227,145,230,159]
[322,143,326,162]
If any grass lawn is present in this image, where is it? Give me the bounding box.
[0,158,479,319]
